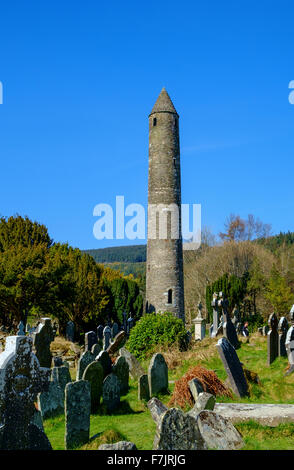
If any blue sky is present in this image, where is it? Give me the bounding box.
[0,1,293,249]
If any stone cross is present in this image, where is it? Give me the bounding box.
[32,318,55,368]
[17,321,25,336]
[0,336,51,449]
[278,316,289,357]
[216,337,249,398]
[267,313,279,365]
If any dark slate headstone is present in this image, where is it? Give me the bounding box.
[66,321,75,342]
[96,350,112,378]
[32,318,55,368]
[111,322,119,339]
[216,337,249,398]
[65,380,91,450]
[148,353,168,397]
[285,325,294,375]
[91,342,102,357]
[138,374,150,401]
[53,356,63,367]
[85,331,97,352]
[102,373,120,413]
[51,365,72,393]
[82,361,104,413]
[223,315,240,349]
[278,316,289,357]
[267,313,279,365]
[112,355,129,395]
[210,293,219,338]
[76,350,95,381]
[103,326,112,351]
[97,325,104,340]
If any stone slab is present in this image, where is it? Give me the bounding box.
[214,403,294,427]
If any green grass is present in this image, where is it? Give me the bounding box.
[44,333,294,450]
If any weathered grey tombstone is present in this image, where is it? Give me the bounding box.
[96,350,112,378]
[65,380,91,450]
[97,325,104,341]
[66,321,75,342]
[192,302,206,341]
[76,350,95,381]
[148,353,168,397]
[192,392,216,413]
[0,336,52,450]
[196,410,244,450]
[113,356,129,395]
[91,342,102,357]
[189,378,204,401]
[98,441,137,450]
[85,331,97,352]
[111,322,119,339]
[209,324,214,338]
[51,365,72,393]
[103,326,112,351]
[107,330,126,355]
[37,381,64,419]
[267,313,279,365]
[211,292,219,338]
[278,316,289,357]
[138,374,150,401]
[153,408,206,450]
[119,347,145,379]
[285,325,294,375]
[102,373,120,413]
[17,321,25,336]
[216,337,249,398]
[32,318,55,368]
[82,361,104,413]
[147,397,168,424]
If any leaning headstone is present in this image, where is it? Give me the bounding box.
[0,336,51,450]
[82,361,104,413]
[267,313,279,365]
[190,392,216,413]
[17,321,25,336]
[153,408,206,450]
[216,337,249,398]
[97,325,104,341]
[85,331,97,352]
[113,356,129,395]
[285,325,294,375]
[76,350,95,381]
[119,347,145,379]
[196,410,244,450]
[32,318,55,368]
[138,374,150,401]
[148,353,168,397]
[96,350,112,378]
[278,316,289,357]
[65,380,91,450]
[66,321,75,342]
[107,330,126,355]
[189,378,204,402]
[103,326,112,351]
[102,373,120,413]
[51,365,72,393]
[37,381,64,419]
[98,441,137,450]
[147,397,168,424]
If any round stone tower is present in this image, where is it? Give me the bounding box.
[145,88,185,323]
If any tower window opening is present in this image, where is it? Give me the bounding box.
[153,117,157,126]
[168,289,173,304]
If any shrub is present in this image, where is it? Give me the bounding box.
[126,311,187,360]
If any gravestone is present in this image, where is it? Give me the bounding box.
[82,361,104,412]
[111,322,119,339]
[91,342,102,357]
[85,331,97,352]
[153,408,206,450]
[278,316,289,357]
[96,350,112,378]
[51,365,72,393]
[0,336,51,450]
[192,302,206,341]
[32,318,55,368]
[196,410,244,450]
[216,337,249,398]
[285,325,294,375]
[262,325,269,336]
[98,441,137,450]
[138,374,150,401]
[53,356,63,367]
[148,353,168,397]
[231,305,240,326]
[267,313,279,365]
[119,347,145,379]
[102,373,120,413]
[76,350,95,381]
[37,381,64,419]
[211,292,219,338]
[17,321,25,336]
[188,378,204,401]
[65,380,91,450]
[66,321,75,342]
[113,355,129,394]
[221,296,239,349]
[107,330,126,355]
[97,325,104,341]
[103,326,112,351]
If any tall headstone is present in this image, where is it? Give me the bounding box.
[216,337,249,398]
[65,321,75,342]
[103,326,112,351]
[82,361,104,413]
[111,322,119,339]
[220,294,239,349]
[96,350,112,378]
[65,380,91,450]
[267,313,279,365]
[192,302,206,341]
[278,316,289,357]
[138,374,150,401]
[148,353,168,397]
[32,318,54,368]
[76,350,95,381]
[113,356,129,395]
[285,325,294,375]
[97,325,104,341]
[51,365,72,393]
[211,292,219,338]
[102,373,120,413]
[0,336,51,450]
[85,331,97,352]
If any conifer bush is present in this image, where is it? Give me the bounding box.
[126,311,187,360]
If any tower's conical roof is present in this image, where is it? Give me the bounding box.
[149,88,178,116]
